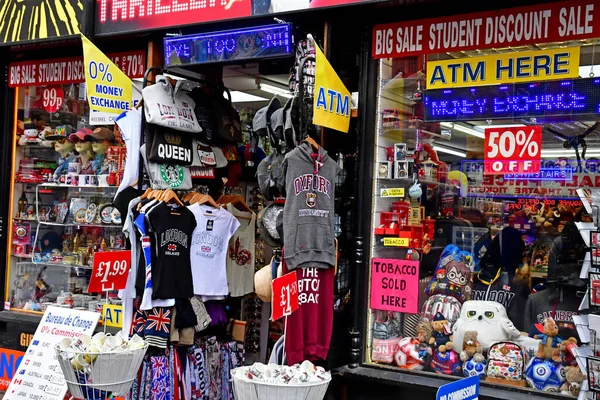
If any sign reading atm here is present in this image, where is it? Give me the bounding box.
[426,47,580,89]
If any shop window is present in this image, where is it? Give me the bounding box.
[366,44,597,395]
[7,83,126,313]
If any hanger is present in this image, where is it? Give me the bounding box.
[182,192,195,203]
[140,188,152,199]
[304,136,319,151]
[162,189,184,207]
[227,195,254,216]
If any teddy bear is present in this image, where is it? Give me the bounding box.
[534,317,571,362]
[459,331,484,363]
[428,312,453,352]
[559,366,584,397]
[558,337,578,366]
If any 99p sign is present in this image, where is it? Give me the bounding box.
[88,251,131,293]
[42,86,64,113]
[484,126,542,175]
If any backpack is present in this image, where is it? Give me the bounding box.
[425,244,475,303]
[485,341,526,383]
[419,294,462,329]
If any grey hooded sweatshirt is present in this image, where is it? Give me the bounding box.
[282,141,341,269]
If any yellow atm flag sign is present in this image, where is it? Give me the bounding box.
[313,42,351,133]
[426,47,580,89]
[81,34,133,114]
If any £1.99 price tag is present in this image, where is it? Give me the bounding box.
[484,126,541,175]
[271,271,299,321]
[88,251,131,292]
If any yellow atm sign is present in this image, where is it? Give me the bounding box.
[426,47,580,89]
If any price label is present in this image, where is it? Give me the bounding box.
[383,237,409,247]
[42,86,64,113]
[271,271,299,321]
[484,126,541,174]
[88,251,131,292]
[380,188,405,197]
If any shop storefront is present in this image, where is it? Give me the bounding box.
[341,0,600,399]
[0,0,388,398]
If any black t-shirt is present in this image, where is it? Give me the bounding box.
[148,203,197,299]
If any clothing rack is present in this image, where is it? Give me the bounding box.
[137,67,208,195]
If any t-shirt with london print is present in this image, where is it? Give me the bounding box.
[147,202,196,299]
[188,204,240,296]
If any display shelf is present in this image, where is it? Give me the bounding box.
[38,183,119,191]
[16,261,92,270]
[36,221,120,228]
[13,218,38,223]
[380,127,450,142]
[376,177,456,189]
[11,254,33,259]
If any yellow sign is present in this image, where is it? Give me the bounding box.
[383,237,409,247]
[81,34,133,114]
[426,47,580,89]
[102,304,123,328]
[313,40,351,133]
[380,188,405,197]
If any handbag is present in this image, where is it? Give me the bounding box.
[142,75,202,133]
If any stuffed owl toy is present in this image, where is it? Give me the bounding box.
[452,301,520,353]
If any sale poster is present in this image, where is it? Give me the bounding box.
[88,250,131,292]
[484,126,542,174]
[271,271,299,321]
[4,306,99,400]
[370,259,420,313]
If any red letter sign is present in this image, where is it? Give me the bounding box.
[271,271,299,321]
[484,126,541,175]
[88,251,131,293]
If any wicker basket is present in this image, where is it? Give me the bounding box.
[55,343,148,400]
[231,372,331,400]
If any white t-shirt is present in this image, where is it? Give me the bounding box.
[114,109,141,198]
[226,204,256,297]
[188,204,240,296]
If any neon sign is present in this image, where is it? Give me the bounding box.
[164,24,292,66]
[424,77,600,121]
[504,167,574,181]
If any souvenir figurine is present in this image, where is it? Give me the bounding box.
[18,123,40,146]
[69,128,96,175]
[534,317,573,362]
[560,366,584,397]
[428,312,453,350]
[90,127,115,174]
[48,125,76,182]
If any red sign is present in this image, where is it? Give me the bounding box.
[88,251,131,292]
[373,0,599,58]
[484,126,541,174]
[95,0,381,35]
[42,86,64,113]
[271,271,299,321]
[8,51,146,87]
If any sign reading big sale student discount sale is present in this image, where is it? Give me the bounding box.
[81,34,133,114]
[484,126,542,175]
[4,306,99,400]
[313,39,352,134]
[370,258,420,313]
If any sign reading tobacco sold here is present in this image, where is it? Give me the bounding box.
[370,258,420,313]
[373,0,599,58]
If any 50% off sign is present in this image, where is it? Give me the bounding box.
[87,251,131,293]
[484,126,542,174]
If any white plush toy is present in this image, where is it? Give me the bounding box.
[452,301,521,353]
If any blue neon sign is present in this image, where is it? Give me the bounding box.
[164,24,292,67]
[504,167,574,181]
[424,77,600,122]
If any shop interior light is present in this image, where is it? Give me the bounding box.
[439,122,485,139]
[228,91,268,103]
[541,149,600,158]
[259,83,293,98]
[432,145,467,157]
[473,124,527,132]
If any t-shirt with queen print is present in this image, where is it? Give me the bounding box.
[188,203,240,296]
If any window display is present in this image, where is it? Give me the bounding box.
[7,83,127,314]
[366,41,599,396]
